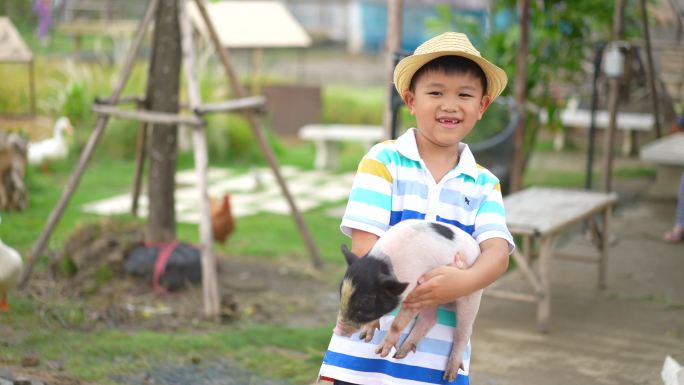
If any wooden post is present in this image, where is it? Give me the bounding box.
[510,0,530,193]
[251,48,263,96]
[131,121,148,216]
[383,0,402,140]
[179,0,220,319]
[639,0,662,138]
[28,59,36,116]
[193,0,324,269]
[602,0,626,193]
[131,93,148,216]
[19,0,161,289]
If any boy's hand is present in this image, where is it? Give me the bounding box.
[403,266,471,311]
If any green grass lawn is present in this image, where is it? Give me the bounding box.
[0,145,351,384]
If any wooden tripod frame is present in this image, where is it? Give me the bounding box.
[19,0,323,319]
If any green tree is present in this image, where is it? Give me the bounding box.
[428,1,642,164]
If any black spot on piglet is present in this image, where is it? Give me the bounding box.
[430,222,454,240]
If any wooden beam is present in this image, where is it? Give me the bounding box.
[486,289,538,303]
[130,121,148,216]
[92,105,204,126]
[179,0,220,320]
[639,0,662,138]
[602,0,627,193]
[196,96,266,114]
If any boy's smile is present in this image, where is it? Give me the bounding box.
[404,70,491,154]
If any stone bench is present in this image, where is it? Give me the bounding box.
[559,108,655,156]
[298,124,384,169]
[639,132,684,199]
[543,97,655,155]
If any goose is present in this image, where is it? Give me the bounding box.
[0,238,23,311]
[28,117,73,169]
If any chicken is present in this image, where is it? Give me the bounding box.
[210,193,235,244]
[27,117,73,172]
[0,238,23,311]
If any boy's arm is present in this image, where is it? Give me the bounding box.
[350,229,379,257]
[402,237,509,310]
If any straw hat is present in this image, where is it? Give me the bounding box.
[393,32,508,101]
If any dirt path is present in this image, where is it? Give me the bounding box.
[469,159,684,385]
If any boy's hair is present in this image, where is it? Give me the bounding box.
[408,56,488,95]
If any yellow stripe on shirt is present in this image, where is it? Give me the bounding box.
[358,158,392,183]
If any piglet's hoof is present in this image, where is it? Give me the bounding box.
[374,343,394,357]
[358,321,379,342]
[393,343,416,359]
[443,361,463,382]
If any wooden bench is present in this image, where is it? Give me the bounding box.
[487,187,618,332]
[639,132,684,199]
[298,124,384,169]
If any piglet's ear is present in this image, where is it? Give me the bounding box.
[380,275,409,296]
[340,244,358,266]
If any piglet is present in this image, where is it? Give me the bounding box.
[333,219,481,382]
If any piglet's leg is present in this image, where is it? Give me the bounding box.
[394,307,437,359]
[358,320,380,342]
[444,289,483,382]
[375,307,419,357]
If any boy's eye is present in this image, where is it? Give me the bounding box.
[428,91,442,96]
[460,93,473,98]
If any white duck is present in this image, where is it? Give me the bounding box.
[0,237,23,311]
[28,117,73,168]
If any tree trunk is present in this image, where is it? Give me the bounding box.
[145,0,181,242]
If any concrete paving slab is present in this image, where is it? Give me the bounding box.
[81,166,354,223]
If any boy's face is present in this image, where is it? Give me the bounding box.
[403,69,491,152]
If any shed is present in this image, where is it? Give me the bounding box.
[0,17,36,115]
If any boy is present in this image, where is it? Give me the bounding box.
[318,32,515,385]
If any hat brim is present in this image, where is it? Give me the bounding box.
[393,51,508,101]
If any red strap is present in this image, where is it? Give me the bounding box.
[145,240,178,293]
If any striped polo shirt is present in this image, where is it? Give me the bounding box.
[319,128,514,385]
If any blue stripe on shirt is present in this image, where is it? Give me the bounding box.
[436,216,475,235]
[472,223,510,239]
[375,148,421,169]
[344,215,391,233]
[439,189,482,212]
[477,200,505,215]
[390,210,426,225]
[396,180,429,198]
[323,350,469,385]
[349,188,391,211]
[475,172,499,186]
